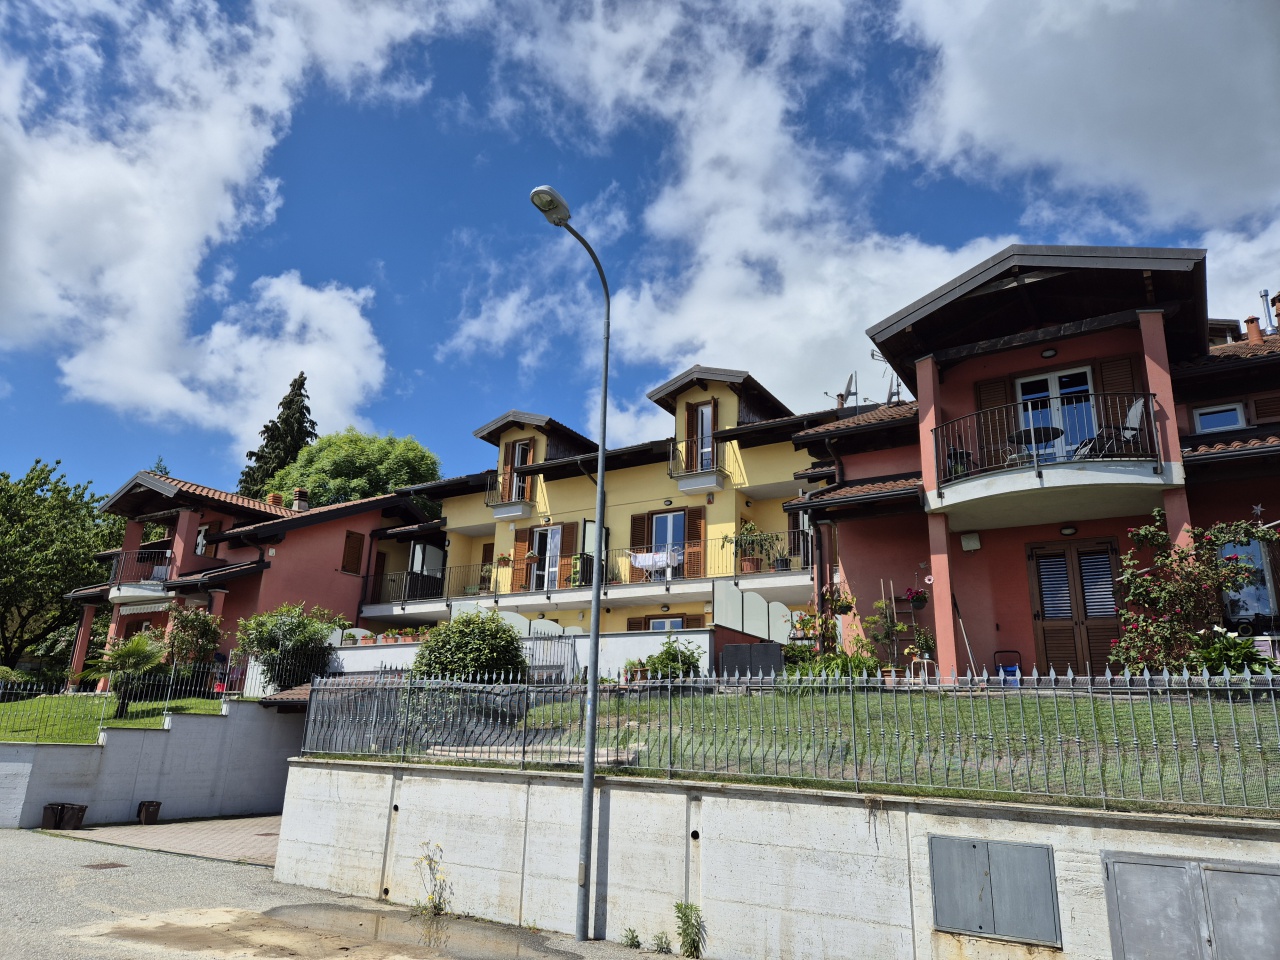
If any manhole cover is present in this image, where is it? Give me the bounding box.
[83,863,128,870]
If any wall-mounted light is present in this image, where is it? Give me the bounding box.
[542,516,552,524]
[745,500,753,507]
[1060,525,1078,536]
[444,538,451,547]
[537,612,546,619]
[663,499,673,507]
[1041,348,1058,359]
[660,604,670,613]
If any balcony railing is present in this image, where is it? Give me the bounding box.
[364,529,812,606]
[933,392,1159,487]
[109,549,174,584]
[485,471,538,507]
[668,438,727,479]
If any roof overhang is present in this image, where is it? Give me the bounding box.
[646,365,793,420]
[868,244,1209,394]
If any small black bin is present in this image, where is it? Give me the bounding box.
[137,801,162,825]
[59,803,88,830]
[41,803,64,830]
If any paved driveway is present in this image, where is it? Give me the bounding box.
[1,830,642,960]
[51,814,281,866]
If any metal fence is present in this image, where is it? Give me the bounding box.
[302,667,1280,814]
[0,650,341,744]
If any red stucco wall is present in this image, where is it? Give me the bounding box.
[840,444,921,481]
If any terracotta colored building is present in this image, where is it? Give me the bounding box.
[789,245,1280,677]
[67,471,427,676]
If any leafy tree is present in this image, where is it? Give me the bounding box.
[79,633,167,719]
[0,460,117,669]
[151,454,170,476]
[411,611,527,678]
[1110,510,1278,672]
[645,637,703,678]
[234,602,345,691]
[262,427,441,508]
[238,371,318,498]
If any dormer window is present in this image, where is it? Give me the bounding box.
[1194,403,1245,433]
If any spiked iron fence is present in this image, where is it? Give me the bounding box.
[303,666,1280,814]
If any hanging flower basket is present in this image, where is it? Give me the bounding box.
[905,587,929,610]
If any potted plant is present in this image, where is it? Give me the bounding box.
[863,599,908,682]
[905,586,929,610]
[494,552,512,567]
[913,626,936,661]
[721,521,778,574]
[623,657,649,682]
[821,585,855,615]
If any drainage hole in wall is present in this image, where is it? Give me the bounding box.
[392,804,399,812]
[690,830,700,841]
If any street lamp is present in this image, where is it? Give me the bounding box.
[529,184,609,942]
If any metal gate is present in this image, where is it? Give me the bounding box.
[1102,852,1280,959]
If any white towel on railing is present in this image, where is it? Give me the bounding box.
[629,547,684,570]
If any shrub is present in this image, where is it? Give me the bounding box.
[0,665,30,683]
[1188,625,1276,675]
[411,610,527,678]
[79,633,167,718]
[645,637,701,678]
[652,932,673,954]
[621,928,641,949]
[235,602,345,691]
[1111,511,1278,672]
[164,603,223,670]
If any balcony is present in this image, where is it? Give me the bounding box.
[485,472,539,520]
[930,392,1177,529]
[107,549,174,605]
[363,528,813,617]
[667,438,727,494]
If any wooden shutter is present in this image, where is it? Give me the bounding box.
[501,441,515,500]
[685,614,705,629]
[1254,395,1280,422]
[203,520,222,558]
[1098,357,1136,394]
[513,527,531,590]
[341,531,364,574]
[557,522,577,588]
[629,513,649,583]
[684,404,698,471]
[975,378,1015,470]
[685,506,705,578]
[626,616,645,632]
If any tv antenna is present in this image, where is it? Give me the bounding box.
[824,372,857,409]
[871,349,902,404]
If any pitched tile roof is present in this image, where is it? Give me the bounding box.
[140,472,296,517]
[210,493,409,538]
[785,473,923,509]
[1184,433,1280,459]
[792,401,919,439]
[794,461,836,481]
[1174,333,1280,371]
[259,682,312,705]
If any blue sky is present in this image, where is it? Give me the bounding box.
[2,1,1279,497]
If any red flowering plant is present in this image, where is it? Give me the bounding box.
[1110,509,1277,673]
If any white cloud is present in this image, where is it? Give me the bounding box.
[0,376,11,400]
[0,0,477,455]
[896,0,1280,230]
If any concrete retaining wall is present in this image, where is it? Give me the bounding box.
[276,760,1280,958]
[0,700,305,828]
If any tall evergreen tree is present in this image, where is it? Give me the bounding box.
[238,372,318,498]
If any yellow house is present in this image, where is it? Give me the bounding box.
[359,366,842,672]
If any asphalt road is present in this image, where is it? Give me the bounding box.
[0,830,646,960]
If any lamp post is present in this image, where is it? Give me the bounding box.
[529,184,609,941]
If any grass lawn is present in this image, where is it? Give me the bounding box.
[0,694,228,744]
[320,680,1280,812]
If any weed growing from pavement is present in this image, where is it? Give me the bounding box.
[621,927,641,948]
[652,931,673,954]
[412,842,452,917]
[673,902,705,958]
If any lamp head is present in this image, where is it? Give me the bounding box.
[530,185,571,226]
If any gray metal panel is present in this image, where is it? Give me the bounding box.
[988,841,1061,946]
[1103,855,1208,960]
[1203,864,1280,960]
[929,836,995,937]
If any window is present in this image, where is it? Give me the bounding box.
[930,836,1061,947]
[512,439,533,500]
[648,617,684,631]
[695,402,714,470]
[341,531,365,574]
[1194,402,1245,433]
[1015,367,1096,460]
[1222,540,1276,627]
[194,521,221,557]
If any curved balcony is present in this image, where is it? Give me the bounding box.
[930,393,1179,529]
[107,548,175,604]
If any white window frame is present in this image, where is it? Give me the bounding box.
[649,617,684,631]
[1194,402,1246,434]
[1014,366,1097,461]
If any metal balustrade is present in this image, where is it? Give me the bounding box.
[108,549,175,584]
[485,471,539,506]
[933,392,1159,486]
[668,438,727,479]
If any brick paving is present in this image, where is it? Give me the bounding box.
[51,813,281,866]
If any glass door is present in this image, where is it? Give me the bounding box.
[530,526,561,591]
[1015,368,1096,461]
[651,511,686,579]
[696,403,714,470]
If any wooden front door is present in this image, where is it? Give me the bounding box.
[1028,539,1120,674]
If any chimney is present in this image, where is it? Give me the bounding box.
[293,488,310,512]
[1245,315,1264,345]
[266,492,284,507]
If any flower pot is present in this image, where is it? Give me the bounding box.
[740,557,763,574]
[910,598,927,610]
[830,602,853,615]
[625,668,650,683]
[880,667,906,687]
[772,558,792,572]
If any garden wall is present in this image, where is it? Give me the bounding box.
[276,759,1280,960]
[0,700,304,828]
